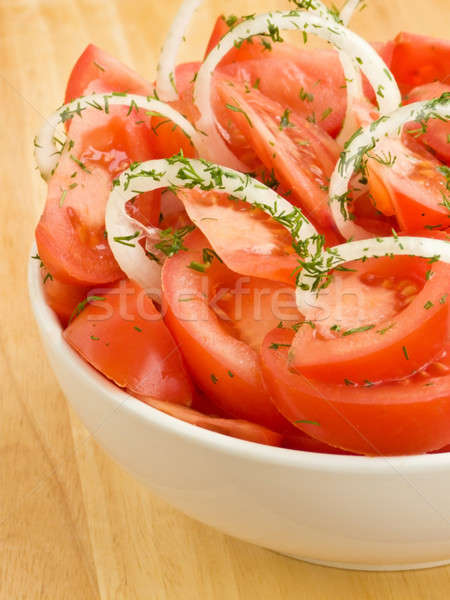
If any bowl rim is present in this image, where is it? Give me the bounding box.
[28,250,450,474]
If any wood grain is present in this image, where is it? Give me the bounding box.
[1,0,449,598]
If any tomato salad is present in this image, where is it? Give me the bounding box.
[33,0,450,456]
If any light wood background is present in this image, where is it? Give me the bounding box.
[1,0,450,598]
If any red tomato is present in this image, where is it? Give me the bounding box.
[261,327,450,455]
[65,44,152,103]
[149,62,200,160]
[353,101,450,232]
[215,79,341,238]
[290,257,450,386]
[145,399,282,447]
[175,188,299,284]
[40,268,89,326]
[161,229,300,431]
[405,82,450,166]
[37,44,162,285]
[206,16,346,135]
[64,280,193,405]
[432,444,450,454]
[204,15,230,59]
[366,136,450,231]
[219,50,346,138]
[388,32,450,96]
[36,104,158,284]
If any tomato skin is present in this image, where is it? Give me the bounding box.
[65,44,152,103]
[290,261,450,386]
[145,399,283,447]
[64,280,193,405]
[204,15,230,59]
[388,32,450,96]
[41,269,90,326]
[405,82,450,166]
[161,230,298,432]
[261,328,450,455]
[149,62,200,160]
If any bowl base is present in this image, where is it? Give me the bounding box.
[281,554,450,571]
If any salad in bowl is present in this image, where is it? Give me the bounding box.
[31,0,450,459]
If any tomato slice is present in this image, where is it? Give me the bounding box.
[37,45,161,285]
[40,268,89,326]
[175,188,299,284]
[290,257,450,385]
[219,51,346,138]
[215,79,341,237]
[145,399,282,447]
[405,82,450,166]
[388,32,450,96]
[161,229,300,431]
[366,136,450,231]
[36,104,158,284]
[204,15,230,59]
[205,16,346,136]
[261,327,450,455]
[353,100,450,232]
[64,280,193,405]
[149,62,200,160]
[65,44,152,103]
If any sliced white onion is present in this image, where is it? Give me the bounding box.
[194,10,401,168]
[296,235,450,314]
[34,93,200,181]
[329,94,450,239]
[339,0,364,26]
[155,0,202,102]
[105,157,317,295]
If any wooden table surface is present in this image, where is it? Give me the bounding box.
[1,0,450,598]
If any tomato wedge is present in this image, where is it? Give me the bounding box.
[65,44,152,103]
[146,399,282,447]
[149,62,200,160]
[366,136,450,231]
[64,280,193,405]
[261,327,450,455]
[36,47,159,285]
[161,229,300,431]
[40,267,89,326]
[205,16,346,136]
[175,188,299,284]
[405,82,450,166]
[215,79,341,238]
[387,32,450,96]
[290,257,450,385]
[36,104,157,284]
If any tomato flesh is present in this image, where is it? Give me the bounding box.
[37,48,159,285]
[176,188,299,284]
[261,327,450,455]
[161,230,300,431]
[290,257,450,385]
[405,82,450,166]
[64,280,193,405]
[215,79,341,238]
[388,32,450,96]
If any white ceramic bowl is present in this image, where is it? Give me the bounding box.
[28,256,450,571]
